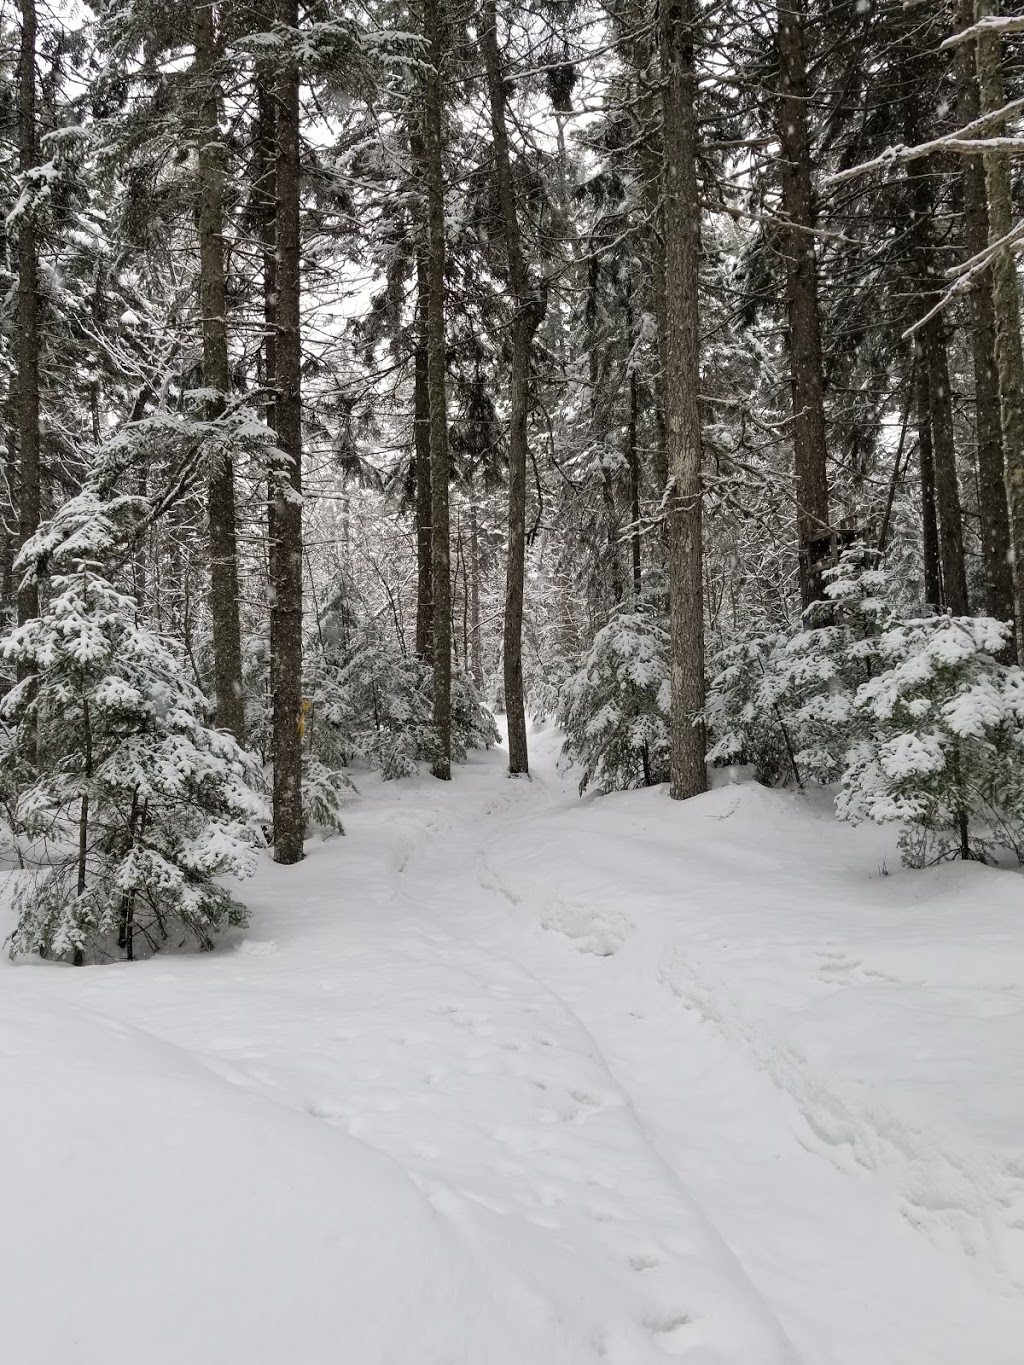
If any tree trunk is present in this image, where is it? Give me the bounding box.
[903,101,969,616]
[422,0,452,780]
[195,2,245,743]
[625,287,643,601]
[660,0,706,801]
[413,250,433,662]
[777,0,830,609]
[974,0,1024,639]
[916,359,943,609]
[74,692,92,967]
[470,499,483,687]
[955,1,1015,640]
[268,0,304,863]
[481,0,546,778]
[17,0,40,630]
[921,312,969,614]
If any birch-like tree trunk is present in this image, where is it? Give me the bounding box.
[195,2,245,742]
[660,0,706,800]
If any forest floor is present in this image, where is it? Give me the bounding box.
[2,723,1023,1364]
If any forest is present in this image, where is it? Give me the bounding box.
[1,0,1023,961]
[2,4,1024,1359]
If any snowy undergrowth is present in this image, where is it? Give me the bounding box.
[1,727,1022,1364]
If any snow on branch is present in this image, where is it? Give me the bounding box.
[823,96,1024,188]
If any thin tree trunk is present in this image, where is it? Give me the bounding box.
[17,0,40,629]
[422,0,452,780]
[196,2,245,742]
[625,287,643,601]
[917,358,943,609]
[922,312,970,614]
[777,0,830,609]
[74,693,92,968]
[955,1,1015,640]
[974,0,1024,638]
[413,250,433,662]
[470,499,483,687]
[481,0,546,778]
[660,0,706,801]
[268,0,304,863]
[903,103,969,616]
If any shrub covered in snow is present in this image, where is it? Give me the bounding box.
[837,615,1024,865]
[559,605,670,793]
[705,547,891,786]
[1,492,267,964]
[705,629,793,785]
[307,589,498,780]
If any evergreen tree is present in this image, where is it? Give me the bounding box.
[1,490,266,963]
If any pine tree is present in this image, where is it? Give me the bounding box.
[1,491,266,963]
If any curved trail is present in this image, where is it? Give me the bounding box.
[4,723,1022,1362]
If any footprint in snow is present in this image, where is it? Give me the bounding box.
[644,1314,692,1355]
[542,899,632,956]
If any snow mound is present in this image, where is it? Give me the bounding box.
[0,982,584,1365]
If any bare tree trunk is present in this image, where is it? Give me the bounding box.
[268,0,304,863]
[196,2,245,742]
[903,105,969,616]
[470,499,483,687]
[777,0,830,609]
[955,1,1015,640]
[422,0,452,780]
[413,250,433,662]
[481,0,546,778]
[74,694,92,967]
[921,312,969,614]
[625,287,643,601]
[660,0,706,801]
[974,0,1024,638]
[917,359,942,609]
[17,0,40,630]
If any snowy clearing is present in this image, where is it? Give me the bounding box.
[2,723,1023,1364]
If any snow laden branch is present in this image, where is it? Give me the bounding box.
[822,95,1024,189]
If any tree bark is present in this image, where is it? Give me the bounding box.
[195,2,245,743]
[974,0,1024,639]
[422,0,452,780]
[921,311,969,614]
[777,0,830,609]
[660,0,706,801]
[955,1,1015,639]
[902,100,969,616]
[470,499,483,687]
[413,250,433,662]
[268,0,304,863]
[917,356,943,608]
[481,0,546,778]
[17,0,40,630]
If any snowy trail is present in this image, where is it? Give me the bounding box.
[2,726,1023,1362]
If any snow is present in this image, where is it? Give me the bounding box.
[2,722,1023,1363]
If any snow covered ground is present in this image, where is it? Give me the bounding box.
[2,722,1023,1363]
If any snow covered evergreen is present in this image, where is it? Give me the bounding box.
[838,615,1024,865]
[1,492,266,963]
[559,603,670,793]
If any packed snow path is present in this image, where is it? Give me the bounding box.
[3,724,1023,1363]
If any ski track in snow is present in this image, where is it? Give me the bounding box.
[2,721,1023,1363]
